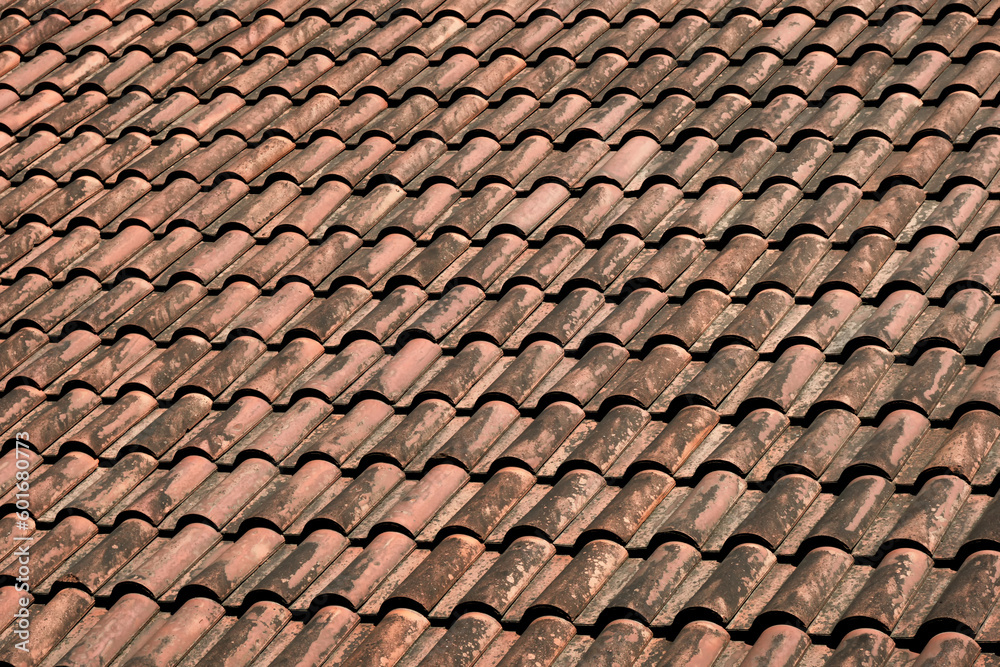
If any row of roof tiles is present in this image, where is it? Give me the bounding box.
[9,220,1000,306]
[6,51,1000,143]
[8,340,1000,476]
[7,293,1000,412]
[7,141,1000,246]
[5,8,1000,71]
[7,185,1000,270]
[5,518,1000,646]
[0,600,988,667]
[9,427,1000,552]
[5,247,1000,347]
[6,41,1000,138]
[11,87,1000,157]
[8,131,1000,213]
[2,188,1000,278]
[1,0,993,28]
[8,313,1000,410]
[3,360,1000,475]
[4,0,700,24]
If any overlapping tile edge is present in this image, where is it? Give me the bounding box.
[2,0,1000,663]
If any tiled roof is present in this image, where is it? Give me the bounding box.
[3,0,1000,663]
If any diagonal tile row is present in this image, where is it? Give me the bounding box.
[2,3,1000,110]
[9,223,1000,322]
[6,285,1000,426]
[7,99,1000,236]
[8,338,1000,476]
[0,599,989,667]
[4,506,1000,660]
[9,440,1000,558]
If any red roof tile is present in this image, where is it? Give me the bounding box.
[4,0,1000,663]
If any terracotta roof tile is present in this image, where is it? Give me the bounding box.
[2,0,1000,661]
